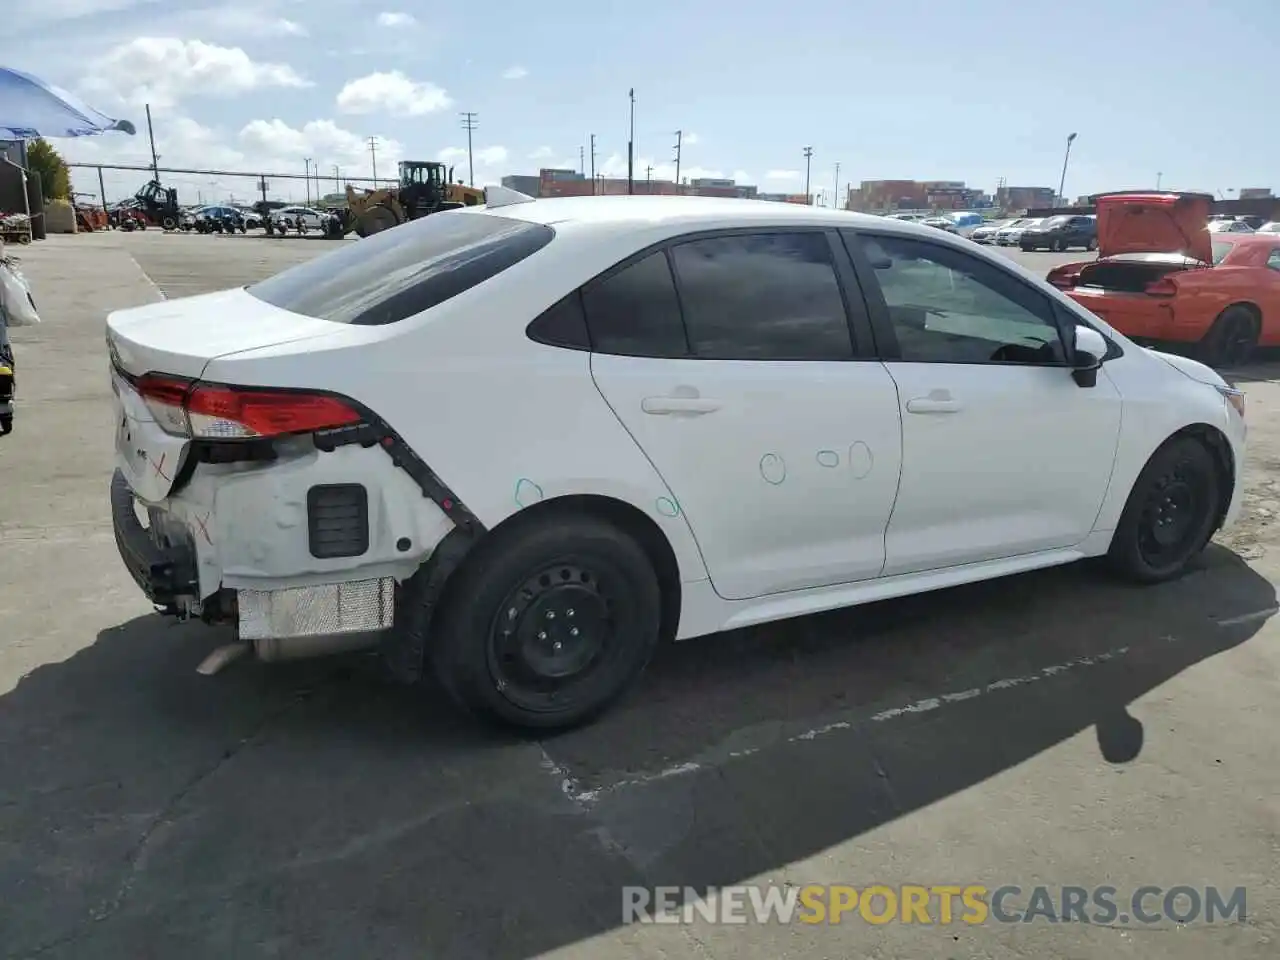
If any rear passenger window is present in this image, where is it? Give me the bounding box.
[527,292,590,349]
[670,232,853,360]
[581,251,688,357]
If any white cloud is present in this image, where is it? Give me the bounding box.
[682,132,700,145]
[82,38,310,109]
[375,11,415,26]
[731,169,752,183]
[528,146,553,160]
[336,70,451,116]
[501,65,528,80]
[765,169,801,181]
[436,145,509,186]
[190,8,308,37]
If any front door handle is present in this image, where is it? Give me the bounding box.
[641,396,721,416]
[906,397,962,414]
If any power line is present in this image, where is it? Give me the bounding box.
[460,112,478,186]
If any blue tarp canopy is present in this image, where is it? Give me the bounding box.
[0,66,135,140]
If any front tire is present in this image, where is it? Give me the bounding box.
[1106,437,1222,584]
[429,515,662,730]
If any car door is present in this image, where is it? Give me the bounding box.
[842,229,1123,576]
[587,229,904,601]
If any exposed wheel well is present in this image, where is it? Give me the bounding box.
[1221,301,1261,330]
[460,495,683,645]
[1163,423,1236,529]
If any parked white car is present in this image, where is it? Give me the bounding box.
[995,217,1042,245]
[1208,218,1255,234]
[106,192,1246,730]
[273,206,326,230]
[970,218,1013,244]
[946,212,987,237]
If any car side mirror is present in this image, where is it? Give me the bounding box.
[1071,324,1108,388]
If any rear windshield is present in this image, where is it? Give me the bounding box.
[246,212,554,325]
[1211,240,1234,264]
[1044,216,1070,227]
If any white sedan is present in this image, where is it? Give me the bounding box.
[106,191,1246,730]
[272,206,326,230]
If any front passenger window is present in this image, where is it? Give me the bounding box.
[847,233,1066,365]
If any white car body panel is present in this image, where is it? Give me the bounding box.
[589,354,903,599]
[105,196,1247,649]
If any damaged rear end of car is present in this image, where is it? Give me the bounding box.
[107,206,554,672]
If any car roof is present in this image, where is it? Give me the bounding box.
[477,194,887,232]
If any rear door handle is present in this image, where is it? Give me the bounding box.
[641,396,721,416]
[906,397,962,414]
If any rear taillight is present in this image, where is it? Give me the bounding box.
[134,375,362,440]
[1046,268,1078,289]
[1145,278,1178,297]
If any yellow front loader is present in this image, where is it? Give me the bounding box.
[344,160,484,237]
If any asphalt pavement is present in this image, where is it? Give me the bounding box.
[2,230,1278,959]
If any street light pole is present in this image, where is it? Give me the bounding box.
[1156,171,1163,190]
[803,146,813,205]
[627,88,635,196]
[1057,132,1077,205]
[833,161,840,209]
[303,157,311,205]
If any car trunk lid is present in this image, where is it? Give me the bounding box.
[1094,192,1213,263]
[106,287,348,502]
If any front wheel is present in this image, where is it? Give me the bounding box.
[428,515,662,730]
[1086,236,1098,251]
[1105,437,1222,583]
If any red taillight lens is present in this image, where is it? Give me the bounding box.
[135,374,193,436]
[130,374,361,440]
[185,385,361,439]
[1146,278,1178,297]
[1048,271,1077,289]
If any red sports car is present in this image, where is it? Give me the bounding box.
[1046,191,1280,367]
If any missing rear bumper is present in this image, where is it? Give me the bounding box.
[236,577,395,641]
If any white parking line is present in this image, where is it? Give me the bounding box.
[544,642,1138,807]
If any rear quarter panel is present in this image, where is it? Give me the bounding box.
[202,227,714,585]
[1171,265,1266,341]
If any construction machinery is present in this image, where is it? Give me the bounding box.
[345,161,484,237]
[128,179,182,230]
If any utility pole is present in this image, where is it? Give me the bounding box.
[589,134,597,193]
[833,161,840,209]
[1057,132,1077,205]
[303,158,311,205]
[627,88,635,195]
[645,164,653,192]
[579,145,585,176]
[367,137,379,187]
[145,103,159,183]
[460,111,478,186]
[97,166,107,217]
[333,165,340,192]
[803,146,813,205]
[1156,171,1163,190]
[673,130,683,193]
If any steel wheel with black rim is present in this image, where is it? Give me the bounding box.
[1106,436,1222,583]
[428,514,662,730]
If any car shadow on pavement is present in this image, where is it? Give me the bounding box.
[0,546,1272,959]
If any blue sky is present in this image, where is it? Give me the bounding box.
[2,0,1275,205]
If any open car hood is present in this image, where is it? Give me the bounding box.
[1094,192,1213,263]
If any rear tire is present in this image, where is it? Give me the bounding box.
[1198,305,1258,369]
[1105,437,1221,584]
[1087,236,1098,252]
[429,515,662,731]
